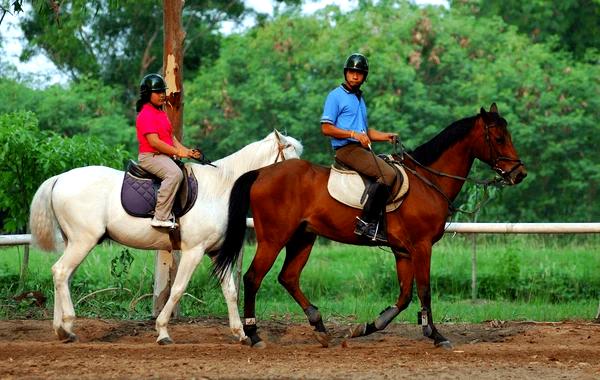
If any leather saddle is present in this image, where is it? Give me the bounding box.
[120,159,198,218]
[327,155,409,212]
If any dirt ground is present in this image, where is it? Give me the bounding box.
[0,317,598,379]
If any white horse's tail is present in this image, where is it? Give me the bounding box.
[29,175,62,252]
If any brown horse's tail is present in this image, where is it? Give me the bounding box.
[213,170,260,282]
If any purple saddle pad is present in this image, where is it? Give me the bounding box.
[120,161,198,218]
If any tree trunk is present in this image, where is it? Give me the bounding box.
[152,0,185,316]
[163,0,185,141]
[152,250,181,318]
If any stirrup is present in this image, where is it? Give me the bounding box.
[150,214,179,229]
[369,223,388,243]
[371,221,384,242]
[353,217,369,235]
[354,217,387,243]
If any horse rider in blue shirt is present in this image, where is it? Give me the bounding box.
[321,53,398,243]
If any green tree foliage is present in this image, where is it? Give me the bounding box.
[17,0,247,97]
[2,0,598,223]
[183,0,599,222]
[0,111,128,233]
[453,0,600,61]
[0,77,136,152]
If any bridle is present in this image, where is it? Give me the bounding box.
[273,134,293,164]
[390,116,524,215]
[483,122,525,181]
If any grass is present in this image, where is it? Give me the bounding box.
[0,234,598,323]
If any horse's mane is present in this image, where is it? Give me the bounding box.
[408,115,478,166]
[189,132,303,198]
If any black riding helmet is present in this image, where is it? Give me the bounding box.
[140,73,167,95]
[344,53,369,81]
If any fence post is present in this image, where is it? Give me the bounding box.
[152,250,180,318]
[595,300,600,323]
[471,233,477,301]
[18,245,30,292]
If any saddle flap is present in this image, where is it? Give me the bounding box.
[327,156,409,212]
[176,166,198,217]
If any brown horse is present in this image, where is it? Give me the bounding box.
[214,103,527,349]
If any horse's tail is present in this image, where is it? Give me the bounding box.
[213,170,260,282]
[29,175,62,252]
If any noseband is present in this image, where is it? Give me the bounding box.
[483,122,524,182]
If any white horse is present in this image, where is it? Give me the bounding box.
[29,130,302,344]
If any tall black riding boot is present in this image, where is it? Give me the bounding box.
[354,183,389,243]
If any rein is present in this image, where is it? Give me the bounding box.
[399,155,498,216]
[389,121,514,216]
[191,150,217,167]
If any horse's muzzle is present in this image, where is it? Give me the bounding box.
[498,164,527,186]
[512,167,527,185]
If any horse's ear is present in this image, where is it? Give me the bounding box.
[273,129,282,142]
[490,103,498,113]
[480,107,487,116]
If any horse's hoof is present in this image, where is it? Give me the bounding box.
[62,333,78,343]
[435,340,453,350]
[252,340,267,349]
[240,337,252,346]
[348,323,366,338]
[314,331,330,348]
[56,327,77,343]
[157,337,174,345]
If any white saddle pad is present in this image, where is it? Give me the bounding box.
[327,158,409,212]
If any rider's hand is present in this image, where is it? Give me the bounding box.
[190,149,202,159]
[176,147,191,158]
[387,133,398,143]
[356,132,371,149]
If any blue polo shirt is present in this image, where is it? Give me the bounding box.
[321,85,368,149]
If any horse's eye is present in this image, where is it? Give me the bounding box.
[495,136,506,145]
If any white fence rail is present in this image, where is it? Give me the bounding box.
[245,220,600,234]
[0,234,31,246]
[2,223,600,247]
[443,222,600,234]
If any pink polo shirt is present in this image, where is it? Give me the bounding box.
[136,103,174,153]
